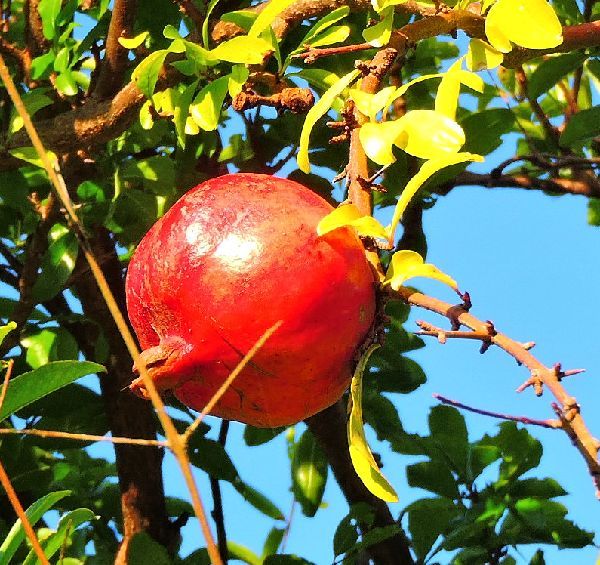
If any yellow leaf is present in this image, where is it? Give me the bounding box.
[385,250,458,290]
[466,39,504,71]
[485,0,563,52]
[372,0,408,12]
[189,76,229,131]
[388,152,484,241]
[317,204,388,240]
[435,59,463,119]
[210,36,273,64]
[298,69,360,173]
[248,0,296,37]
[118,31,149,49]
[349,86,396,119]
[359,121,404,165]
[317,204,362,235]
[362,6,394,47]
[395,110,466,159]
[348,344,399,503]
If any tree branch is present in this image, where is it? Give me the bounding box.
[94,0,138,98]
[391,286,600,498]
[438,171,600,197]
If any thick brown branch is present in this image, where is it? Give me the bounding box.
[94,0,138,98]
[307,401,414,565]
[438,171,600,198]
[24,0,49,57]
[392,286,600,498]
[232,88,314,114]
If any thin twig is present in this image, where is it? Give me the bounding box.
[210,420,230,563]
[433,393,563,429]
[0,52,224,565]
[0,426,169,447]
[183,321,283,442]
[0,460,50,565]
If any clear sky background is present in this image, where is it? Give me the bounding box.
[62,10,600,564]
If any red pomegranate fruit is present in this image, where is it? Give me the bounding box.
[125,173,376,427]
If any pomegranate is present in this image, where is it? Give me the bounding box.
[125,173,376,427]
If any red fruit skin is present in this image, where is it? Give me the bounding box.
[125,173,375,427]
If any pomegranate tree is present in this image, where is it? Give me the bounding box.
[125,173,375,427]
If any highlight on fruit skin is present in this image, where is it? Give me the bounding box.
[125,173,376,427]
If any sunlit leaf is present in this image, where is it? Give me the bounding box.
[9,146,58,168]
[0,322,16,347]
[388,152,483,240]
[372,0,408,12]
[190,76,229,131]
[466,38,503,71]
[385,250,458,290]
[228,65,250,97]
[486,0,563,53]
[362,6,394,47]
[317,203,388,240]
[300,6,350,46]
[202,0,224,47]
[349,86,396,119]
[118,31,149,48]
[359,121,403,165]
[9,90,53,135]
[131,49,169,98]
[395,110,466,159]
[38,0,61,40]
[309,25,350,48]
[348,344,398,502]
[435,59,464,119]
[0,361,106,422]
[210,36,273,64]
[298,69,360,173]
[248,0,296,37]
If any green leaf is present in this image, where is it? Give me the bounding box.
[21,327,78,368]
[0,361,105,422]
[190,76,229,131]
[248,0,296,37]
[244,425,287,446]
[8,146,58,169]
[298,69,360,173]
[307,25,350,48]
[362,6,394,47]
[22,508,96,565]
[233,478,285,520]
[118,31,149,49]
[530,549,546,565]
[202,0,223,47]
[588,198,600,226]
[461,108,516,155]
[385,250,458,291]
[227,541,261,565]
[429,405,469,475]
[262,527,285,559]
[348,345,399,502]
[559,107,600,147]
[528,52,587,99]
[0,490,71,565]
[489,422,543,481]
[38,0,62,39]
[131,49,169,98]
[509,477,567,499]
[291,429,328,517]
[174,80,199,148]
[128,532,171,565]
[388,152,483,241]
[31,230,78,302]
[188,436,238,482]
[406,497,460,560]
[407,460,459,498]
[210,36,273,64]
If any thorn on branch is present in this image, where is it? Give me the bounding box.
[553,362,586,381]
[516,369,544,396]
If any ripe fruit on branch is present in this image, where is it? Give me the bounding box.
[125,173,376,427]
